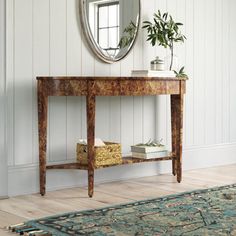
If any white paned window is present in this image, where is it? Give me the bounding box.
[98,1,119,50]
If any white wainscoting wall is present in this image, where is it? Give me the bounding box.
[5,0,236,196]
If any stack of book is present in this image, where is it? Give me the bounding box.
[131,144,169,159]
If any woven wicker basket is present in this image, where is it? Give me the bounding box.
[76,142,122,168]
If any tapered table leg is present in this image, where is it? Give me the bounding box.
[86,93,96,198]
[171,92,184,183]
[171,95,177,176]
[38,81,48,196]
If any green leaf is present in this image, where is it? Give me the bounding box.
[154,18,159,25]
[143,20,152,24]
[174,66,188,78]
[164,12,168,20]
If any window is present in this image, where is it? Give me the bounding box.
[97,1,119,51]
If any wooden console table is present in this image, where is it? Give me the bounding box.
[37,77,186,198]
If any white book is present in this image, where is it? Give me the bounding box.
[132,151,169,159]
[131,70,175,78]
[131,145,166,153]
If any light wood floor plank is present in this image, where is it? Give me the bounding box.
[0,211,25,228]
[95,180,175,200]
[0,229,15,236]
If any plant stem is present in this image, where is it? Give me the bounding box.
[169,43,174,71]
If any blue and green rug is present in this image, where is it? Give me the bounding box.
[9,184,236,236]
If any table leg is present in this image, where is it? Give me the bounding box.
[171,95,177,176]
[87,94,96,198]
[171,93,184,183]
[38,81,48,196]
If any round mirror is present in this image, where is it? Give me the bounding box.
[79,0,141,63]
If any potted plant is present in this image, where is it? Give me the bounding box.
[143,10,186,71]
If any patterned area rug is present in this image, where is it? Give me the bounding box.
[9,184,236,236]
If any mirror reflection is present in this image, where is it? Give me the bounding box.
[82,0,140,63]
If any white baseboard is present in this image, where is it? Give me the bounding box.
[0,196,8,200]
[8,143,236,197]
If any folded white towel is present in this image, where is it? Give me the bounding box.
[78,138,106,147]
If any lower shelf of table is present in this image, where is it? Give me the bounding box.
[46,155,174,170]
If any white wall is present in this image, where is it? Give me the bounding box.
[5,0,236,196]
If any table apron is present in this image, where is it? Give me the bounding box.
[40,80,185,96]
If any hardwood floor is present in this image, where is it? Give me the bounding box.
[1,164,236,235]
